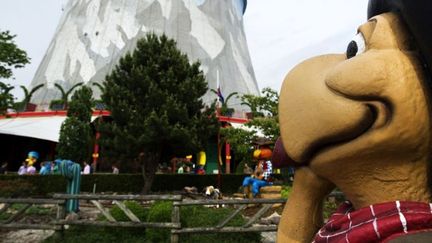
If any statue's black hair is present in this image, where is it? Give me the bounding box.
[369,0,432,198]
[368,0,432,77]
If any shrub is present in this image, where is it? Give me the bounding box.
[49,99,65,110]
[0,178,36,197]
[0,173,286,197]
[44,225,145,243]
[45,202,262,243]
[145,201,173,242]
[180,205,261,243]
[281,185,292,199]
[110,201,148,222]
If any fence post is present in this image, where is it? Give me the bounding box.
[171,202,181,243]
[53,200,67,240]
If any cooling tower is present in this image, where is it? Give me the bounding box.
[29,0,259,111]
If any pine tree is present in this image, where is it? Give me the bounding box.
[56,86,94,162]
[100,33,219,194]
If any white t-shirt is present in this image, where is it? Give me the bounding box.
[83,165,91,174]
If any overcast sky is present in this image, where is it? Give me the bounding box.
[0,0,369,99]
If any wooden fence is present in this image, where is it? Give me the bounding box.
[0,193,341,242]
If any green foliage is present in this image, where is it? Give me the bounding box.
[0,30,29,115]
[13,101,24,111]
[0,30,30,79]
[67,86,93,122]
[57,117,91,162]
[220,127,255,167]
[243,87,279,142]
[0,82,14,115]
[219,104,234,117]
[25,205,54,215]
[0,177,37,197]
[323,200,339,220]
[53,82,84,109]
[180,205,261,243]
[281,185,292,199]
[44,225,146,243]
[210,89,238,117]
[56,86,94,162]
[110,201,148,222]
[16,84,44,111]
[100,33,219,192]
[0,174,283,197]
[46,202,260,243]
[246,116,279,142]
[220,88,279,168]
[146,201,173,242]
[241,87,278,118]
[0,175,65,197]
[49,99,65,110]
[147,201,172,222]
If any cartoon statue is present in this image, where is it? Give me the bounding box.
[242,148,273,197]
[25,151,39,175]
[275,0,432,242]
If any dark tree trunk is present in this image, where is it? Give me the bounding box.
[140,152,160,194]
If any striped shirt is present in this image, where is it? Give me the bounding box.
[314,201,432,243]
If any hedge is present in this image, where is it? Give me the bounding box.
[0,174,286,197]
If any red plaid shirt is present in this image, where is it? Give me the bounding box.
[314,201,432,243]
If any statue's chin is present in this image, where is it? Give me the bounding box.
[293,102,392,173]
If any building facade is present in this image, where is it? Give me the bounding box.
[29,0,259,111]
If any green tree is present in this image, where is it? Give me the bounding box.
[100,33,219,194]
[56,86,94,162]
[0,83,14,115]
[220,88,280,171]
[242,87,279,141]
[0,30,30,79]
[220,127,256,173]
[0,30,30,115]
[241,87,278,118]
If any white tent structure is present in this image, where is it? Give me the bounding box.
[0,112,106,142]
[0,116,66,142]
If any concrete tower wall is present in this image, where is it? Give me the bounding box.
[29,0,259,111]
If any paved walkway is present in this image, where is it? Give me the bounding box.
[262,231,277,243]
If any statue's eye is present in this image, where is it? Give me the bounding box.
[346,33,366,59]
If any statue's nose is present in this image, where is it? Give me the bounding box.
[272,137,296,168]
[279,54,375,163]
